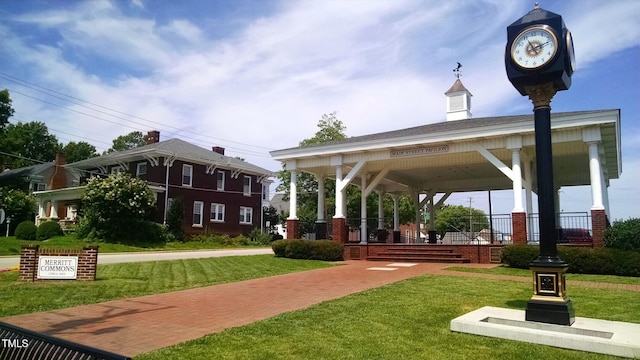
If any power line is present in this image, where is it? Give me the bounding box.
[0,73,275,152]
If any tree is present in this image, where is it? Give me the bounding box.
[0,89,14,132]
[79,172,157,241]
[276,112,415,236]
[263,205,279,233]
[62,141,99,163]
[105,131,148,153]
[276,112,347,234]
[0,187,36,236]
[434,204,490,237]
[3,121,60,169]
[0,89,15,168]
[166,197,185,241]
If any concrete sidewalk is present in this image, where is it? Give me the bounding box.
[1,261,638,357]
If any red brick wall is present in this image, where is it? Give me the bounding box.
[286,219,299,239]
[512,212,527,245]
[332,217,347,243]
[591,209,607,248]
[19,246,98,282]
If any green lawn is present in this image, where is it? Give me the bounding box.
[445,266,640,285]
[0,235,269,256]
[136,274,640,360]
[0,255,334,318]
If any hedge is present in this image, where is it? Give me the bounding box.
[501,245,640,277]
[272,239,343,261]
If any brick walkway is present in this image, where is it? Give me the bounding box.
[2,261,638,357]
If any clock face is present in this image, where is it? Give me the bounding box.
[511,25,558,70]
[566,30,576,73]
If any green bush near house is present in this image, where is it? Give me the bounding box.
[14,221,37,240]
[605,217,640,251]
[36,221,64,241]
[272,239,343,261]
[501,245,639,277]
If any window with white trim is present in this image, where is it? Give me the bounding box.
[210,203,225,222]
[182,164,193,186]
[262,184,268,201]
[193,201,203,227]
[239,206,253,224]
[111,166,124,174]
[243,176,251,196]
[33,183,47,192]
[136,162,147,176]
[217,171,225,191]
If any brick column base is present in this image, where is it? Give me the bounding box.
[512,212,527,245]
[332,217,347,244]
[286,219,299,240]
[591,209,607,248]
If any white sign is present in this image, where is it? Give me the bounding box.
[37,256,79,280]
[390,145,449,158]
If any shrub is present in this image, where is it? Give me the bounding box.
[249,228,274,246]
[14,221,37,240]
[36,221,63,240]
[605,218,640,251]
[80,172,156,242]
[272,239,343,261]
[501,245,639,277]
[166,197,185,241]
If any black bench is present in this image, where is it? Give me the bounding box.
[0,322,131,360]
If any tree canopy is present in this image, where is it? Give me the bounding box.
[105,131,148,153]
[3,121,60,169]
[433,204,490,237]
[62,141,99,163]
[0,89,14,132]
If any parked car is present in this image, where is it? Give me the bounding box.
[557,228,592,243]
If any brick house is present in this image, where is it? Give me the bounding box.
[34,131,274,237]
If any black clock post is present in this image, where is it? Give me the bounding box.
[505,4,576,326]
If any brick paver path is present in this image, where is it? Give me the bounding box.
[2,261,638,357]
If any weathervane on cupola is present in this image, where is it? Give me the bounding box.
[445,62,472,121]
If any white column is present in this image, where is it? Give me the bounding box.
[392,194,400,231]
[317,175,325,221]
[524,159,534,241]
[377,190,384,229]
[38,200,46,218]
[360,174,368,244]
[601,166,611,219]
[334,166,344,218]
[588,142,605,210]
[50,200,58,219]
[511,149,524,212]
[288,169,298,219]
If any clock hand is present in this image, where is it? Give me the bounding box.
[527,41,539,55]
[534,41,550,51]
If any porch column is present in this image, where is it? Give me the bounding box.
[50,200,59,219]
[391,194,400,243]
[510,147,526,245]
[524,158,534,242]
[360,174,368,244]
[286,168,299,239]
[588,142,605,211]
[377,190,384,229]
[332,164,347,243]
[315,175,327,239]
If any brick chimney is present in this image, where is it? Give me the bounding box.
[147,130,160,144]
[48,153,67,190]
[212,146,225,155]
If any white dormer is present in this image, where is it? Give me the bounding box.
[445,79,472,121]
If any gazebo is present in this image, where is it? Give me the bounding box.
[270,79,621,263]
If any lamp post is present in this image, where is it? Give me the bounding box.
[505,4,576,325]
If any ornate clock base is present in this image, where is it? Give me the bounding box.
[525,265,575,325]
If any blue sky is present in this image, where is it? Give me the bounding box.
[1,0,638,220]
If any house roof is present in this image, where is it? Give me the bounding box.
[0,162,53,181]
[67,138,274,178]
